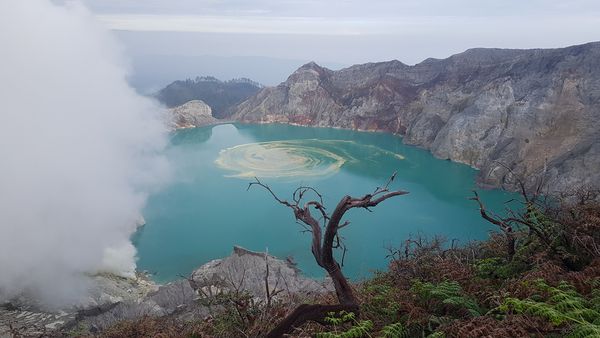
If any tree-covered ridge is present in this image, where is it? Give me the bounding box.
[156,76,262,118]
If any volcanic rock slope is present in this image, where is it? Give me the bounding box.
[233,42,600,191]
[0,247,330,336]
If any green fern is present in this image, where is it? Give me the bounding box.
[378,322,409,338]
[323,311,358,326]
[589,278,600,313]
[362,277,401,321]
[568,323,600,338]
[498,279,600,338]
[411,280,482,317]
[474,257,529,279]
[316,320,374,338]
[316,311,374,338]
[425,332,445,338]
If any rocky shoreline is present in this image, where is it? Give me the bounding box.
[0,247,330,337]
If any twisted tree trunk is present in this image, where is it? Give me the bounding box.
[249,174,407,337]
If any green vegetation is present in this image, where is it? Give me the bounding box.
[498,279,600,337]
[315,311,373,338]
[411,280,482,317]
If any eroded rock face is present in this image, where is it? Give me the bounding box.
[233,42,600,192]
[0,247,330,336]
[170,99,218,129]
[191,246,332,300]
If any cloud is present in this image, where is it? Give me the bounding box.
[0,0,170,308]
[81,0,600,18]
[86,0,600,68]
[96,14,381,35]
[95,13,600,41]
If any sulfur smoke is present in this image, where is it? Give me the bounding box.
[0,0,170,308]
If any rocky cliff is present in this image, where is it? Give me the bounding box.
[233,42,600,192]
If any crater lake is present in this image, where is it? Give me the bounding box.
[133,123,517,282]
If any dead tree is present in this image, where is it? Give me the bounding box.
[248,173,408,337]
[472,160,569,261]
[470,190,517,260]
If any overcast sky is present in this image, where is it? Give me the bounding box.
[71,0,600,87]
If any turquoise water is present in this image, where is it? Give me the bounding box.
[134,123,517,283]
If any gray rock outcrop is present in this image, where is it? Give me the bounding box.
[0,247,329,336]
[170,99,218,129]
[232,42,600,192]
[191,246,331,300]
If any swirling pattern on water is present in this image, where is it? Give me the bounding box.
[215,139,405,178]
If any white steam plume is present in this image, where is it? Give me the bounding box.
[0,0,170,308]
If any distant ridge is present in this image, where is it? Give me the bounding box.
[156,76,262,119]
[232,41,600,192]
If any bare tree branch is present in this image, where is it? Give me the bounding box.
[470,190,516,259]
[249,174,408,337]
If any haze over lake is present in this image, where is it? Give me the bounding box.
[134,123,516,282]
